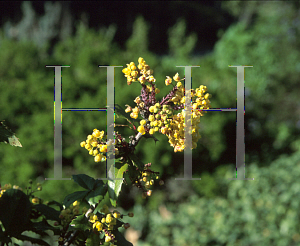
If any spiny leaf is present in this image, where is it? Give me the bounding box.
[0,120,22,147]
[108,163,128,207]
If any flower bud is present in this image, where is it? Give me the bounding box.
[123,223,130,229]
[125,105,132,113]
[173,73,181,82]
[128,212,134,217]
[165,76,172,86]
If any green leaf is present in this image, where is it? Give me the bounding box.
[85,184,108,207]
[0,120,22,147]
[0,225,12,245]
[68,214,91,231]
[13,234,50,246]
[94,192,110,214]
[86,232,101,246]
[73,174,96,190]
[31,220,60,235]
[128,153,144,170]
[0,189,31,236]
[33,204,61,221]
[46,200,63,211]
[113,230,134,246]
[108,163,128,207]
[63,190,90,209]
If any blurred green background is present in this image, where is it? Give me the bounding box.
[1,1,300,245]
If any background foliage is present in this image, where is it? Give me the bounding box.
[1,1,300,245]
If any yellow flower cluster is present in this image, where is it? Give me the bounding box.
[122,57,155,85]
[123,57,160,124]
[89,204,129,245]
[80,129,120,163]
[123,57,211,152]
[133,163,163,198]
[163,82,210,151]
[59,201,84,227]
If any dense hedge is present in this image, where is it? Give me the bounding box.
[131,149,300,246]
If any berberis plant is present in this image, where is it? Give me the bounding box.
[0,57,211,246]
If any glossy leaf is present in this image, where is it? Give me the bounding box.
[72,174,97,190]
[108,163,128,207]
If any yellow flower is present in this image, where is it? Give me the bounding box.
[138,57,145,64]
[173,73,180,82]
[93,221,103,231]
[80,141,86,147]
[129,112,136,119]
[180,96,185,104]
[127,77,133,85]
[138,125,146,135]
[85,143,91,150]
[165,76,172,86]
[132,106,139,114]
[149,106,155,113]
[138,63,143,70]
[140,119,146,126]
[149,115,155,122]
[161,127,167,135]
[125,105,132,113]
[92,130,101,138]
[94,154,102,162]
[148,75,156,82]
[113,211,121,219]
[129,62,136,70]
[131,70,138,77]
[177,81,182,88]
[32,197,40,204]
[100,145,107,153]
[122,67,130,75]
[149,128,154,135]
[106,214,113,223]
[91,141,98,148]
[73,201,80,206]
[105,235,112,242]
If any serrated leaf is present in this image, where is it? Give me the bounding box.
[108,163,128,207]
[85,184,108,207]
[73,174,96,190]
[69,214,91,231]
[63,190,90,209]
[0,121,22,147]
[128,154,144,170]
